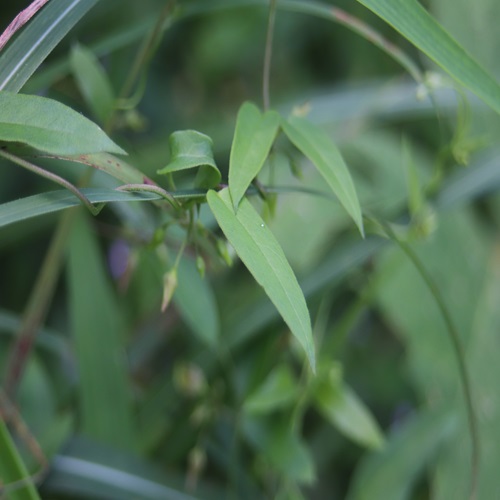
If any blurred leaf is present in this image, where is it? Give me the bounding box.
[173,257,220,347]
[313,369,385,450]
[347,410,455,500]
[0,188,160,230]
[0,0,100,92]
[70,43,115,125]
[228,102,280,209]
[0,92,125,155]
[243,364,299,415]
[282,115,364,236]
[0,418,40,500]
[207,188,315,372]
[68,212,136,450]
[243,414,315,485]
[357,0,500,115]
[157,130,220,189]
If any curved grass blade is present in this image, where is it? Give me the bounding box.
[0,92,125,155]
[0,188,160,230]
[207,188,315,372]
[282,115,364,236]
[229,102,280,209]
[357,0,500,115]
[0,0,100,92]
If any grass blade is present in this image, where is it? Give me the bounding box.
[0,0,99,92]
[67,212,136,450]
[357,0,500,115]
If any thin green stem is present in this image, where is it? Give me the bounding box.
[116,183,182,210]
[382,222,479,500]
[0,149,103,215]
[263,0,278,110]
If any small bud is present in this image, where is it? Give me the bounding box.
[161,268,178,312]
[196,255,206,279]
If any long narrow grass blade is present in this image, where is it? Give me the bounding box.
[0,0,99,92]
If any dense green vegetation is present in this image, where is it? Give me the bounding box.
[1,0,500,499]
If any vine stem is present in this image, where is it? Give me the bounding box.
[382,222,479,500]
[0,149,103,215]
[263,0,278,110]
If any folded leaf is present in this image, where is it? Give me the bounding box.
[282,116,364,236]
[157,130,220,189]
[357,0,500,115]
[207,188,315,372]
[0,92,125,155]
[229,102,280,209]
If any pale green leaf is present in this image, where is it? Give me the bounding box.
[0,92,125,155]
[0,0,100,92]
[229,101,280,209]
[173,257,220,347]
[68,212,136,450]
[282,116,364,236]
[70,43,115,125]
[157,130,220,189]
[244,365,299,414]
[207,188,315,372]
[314,371,384,450]
[0,188,160,230]
[357,0,500,115]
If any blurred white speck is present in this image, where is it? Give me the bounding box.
[261,224,264,227]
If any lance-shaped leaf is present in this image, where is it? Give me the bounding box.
[313,368,384,450]
[207,188,315,372]
[357,0,500,115]
[0,92,125,155]
[157,130,220,189]
[229,102,280,209]
[282,116,364,236]
[70,43,115,125]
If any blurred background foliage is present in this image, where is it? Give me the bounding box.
[1,0,500,498]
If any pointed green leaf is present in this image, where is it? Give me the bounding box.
[244,365,299,414]
[357,0,500,115]
[229,102,280,209]
[0,92,126,155]
[68,212,136,450]
[0,0,99,93]
[157,130,220,188]
[314,369,384,450]
[282,116,364,236]
[70,43,115,125]
[207,188,315,372]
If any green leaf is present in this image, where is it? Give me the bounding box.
[356,0,500,115]
[70,43,115,125]
[282,116,364,236]
[0,419,41,500]
[347,410,455,500]
[313,368,384,450]
[173,257,220,347]
[244,365,299,415]
[0,188,160,229]
[0,0,99,92]
[0,92,125,155]
[228,102,280,209]
[157,130,220,189]
[207,188,315,372]
[67,212,137,450]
